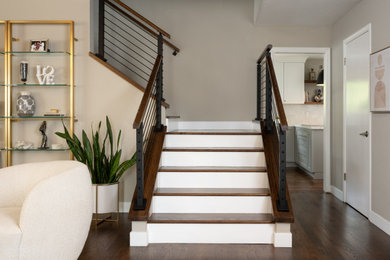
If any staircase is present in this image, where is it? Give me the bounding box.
[89,0,293,248]
[130,121,292,247]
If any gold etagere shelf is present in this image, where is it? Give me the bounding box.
[2,20,75,167]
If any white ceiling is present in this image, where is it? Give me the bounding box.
[254,0,362,26]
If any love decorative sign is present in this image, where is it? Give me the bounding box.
[36,65,55,85]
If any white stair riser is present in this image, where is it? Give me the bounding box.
[157,172,269,189]
[152,196,272,213]
[161,152,266,167]
[164,135,263,148]
[148,223,274,244]
[170,121,260,130]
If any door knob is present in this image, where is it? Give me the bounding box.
[359,131,369,137]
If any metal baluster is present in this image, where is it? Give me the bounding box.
[256,62,261,120]
[96,0,107,61]
[277,125,289,211]
[134,122,146,210]
[265,55,273,132]
[155,33,163,131]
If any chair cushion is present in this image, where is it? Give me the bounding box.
[0,207,22,260]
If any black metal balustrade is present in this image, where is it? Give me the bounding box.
[257,44,289,212]
[92,0,179,210]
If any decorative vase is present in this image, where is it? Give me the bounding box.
[16,91,36,116]
[20,61,28,84]
[92,183,119,214]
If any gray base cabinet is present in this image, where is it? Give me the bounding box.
[294,126,323,179]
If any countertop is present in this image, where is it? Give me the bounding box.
[295,124,324,130]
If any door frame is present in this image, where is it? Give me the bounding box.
[271,47,331,193]
[342,24,372,212]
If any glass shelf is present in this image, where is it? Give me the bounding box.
[7,51,70,55]
[1,116,71,120]
[2,83,70,87]
[1,148,69,152]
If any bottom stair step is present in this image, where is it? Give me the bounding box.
[148,213,274,223]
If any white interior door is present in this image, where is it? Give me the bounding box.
[344,27,371,217]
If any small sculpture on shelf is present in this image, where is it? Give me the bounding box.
[15,140,34,150]
[39,121,49,149]
[36,65,55,85]
[314,89,324,103]
[20,61,28,84]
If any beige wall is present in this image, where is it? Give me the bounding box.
[0,0,142,211]
[331,0,390,221]
[124,0,331,120]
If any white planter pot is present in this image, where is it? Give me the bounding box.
[92,183,119,214]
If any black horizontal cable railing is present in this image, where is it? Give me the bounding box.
[93,0,179,89]
[133,55,162,210]
[257,44,289,212]
[92,0,180,210]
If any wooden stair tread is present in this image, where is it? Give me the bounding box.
[163,147,264,152]
[159,166,267,172]
[148,213,274,224]
[166,129,261,135]
[153,188,270,196]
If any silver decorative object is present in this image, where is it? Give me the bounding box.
[16,91,36,116]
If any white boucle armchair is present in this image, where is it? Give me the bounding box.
[0,160,93,260]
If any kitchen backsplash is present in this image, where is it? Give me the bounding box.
[284,104,324,126]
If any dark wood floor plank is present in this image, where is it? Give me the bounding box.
[153,188,270,196]
[148,213,274,224]
[159,166,267,172]
[163,147,264,152]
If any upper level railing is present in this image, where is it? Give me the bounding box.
[91,0,179,89]
[257,44,289,213]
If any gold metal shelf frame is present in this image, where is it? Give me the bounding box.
[2,20,75,166]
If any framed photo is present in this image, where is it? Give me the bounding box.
[371,46,390,111]
[30,40,48,52]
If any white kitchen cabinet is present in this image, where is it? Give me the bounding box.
[295,126,323,179]
[273,55,307,104]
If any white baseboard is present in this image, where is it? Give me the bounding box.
[370,210,390,236]
[330,185,344,202]
[120,201,131,213]
[286,162,296,168]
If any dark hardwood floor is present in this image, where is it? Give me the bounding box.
[79,168,390,260]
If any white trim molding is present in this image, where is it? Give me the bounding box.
[271,47,331,193]
[370,211,390,236]
[330,185,344,202]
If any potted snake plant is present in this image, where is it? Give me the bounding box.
[56,116,136,214]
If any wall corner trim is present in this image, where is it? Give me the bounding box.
[369,210,390,236]
[330,185,344,202]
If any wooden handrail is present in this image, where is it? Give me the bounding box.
[257,44,273,63]
[266,55,288,129]
[105,0,180,54]
[112,0,171,39]
[133,55,162,129]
